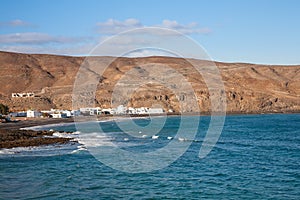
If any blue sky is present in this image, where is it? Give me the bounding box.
[0,0,299,64]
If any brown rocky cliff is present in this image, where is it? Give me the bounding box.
[0,51,299,114]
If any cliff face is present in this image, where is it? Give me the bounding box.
[0,51,299,113]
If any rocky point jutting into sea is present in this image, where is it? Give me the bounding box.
[0,51,299,114]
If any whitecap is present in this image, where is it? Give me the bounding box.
[0,143,80,157]
[0,149,15,155]
[78,132,115,147]
[71,146,87,154]
[152,135,159,139]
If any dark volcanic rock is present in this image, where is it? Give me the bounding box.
[0,129,71,149]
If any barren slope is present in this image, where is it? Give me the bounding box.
[0,51,299,113]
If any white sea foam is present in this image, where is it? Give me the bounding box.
[152,135,159,139]
[71,145,87,154]
[0,148,15,154]
[178,137,186,142]
[78,132,115,147]
[53,132,78,139]
[0,142,80,156]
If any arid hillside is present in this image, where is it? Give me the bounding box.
[0,51,299,114]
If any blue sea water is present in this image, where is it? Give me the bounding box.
[0,114,300,199]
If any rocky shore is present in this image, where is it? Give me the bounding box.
[0,118,75,149]
[0,129,72,149]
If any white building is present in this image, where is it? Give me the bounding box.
[26,110,41,118]
[12,92,34,98]
[135,107,148,114]
[61,110,72,118]
[148,108,164,114]
[10,111,27,117]
[51,113,67,118]
[41,109,73,118]
[126,107,137,114]
[80,107,101,115]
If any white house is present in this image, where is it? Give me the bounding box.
[80,107,101,115]
[10,111,27,117]
[26,110,41,118]
[136,107,148,114]
[148,108,164,114]
[50,113,67,118]
[12,92,34,98]
[61,110,72,118]
[41,109,72,118]
[126,107,137,114]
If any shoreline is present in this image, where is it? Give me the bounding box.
[1,111,300,131]
[0,118,75,149]
[0,118,75,130]
[1,112,299,149]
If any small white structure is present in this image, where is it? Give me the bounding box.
[26,110,41,118]
[12,92,35,98]
[10,111,27,117]
[41,109,72,118]
[126,107,137,114]
[51,113,67,118]
[136,107,148,114]
[80,107,101,115]
[148,108,164,114]
[61,110,72,118]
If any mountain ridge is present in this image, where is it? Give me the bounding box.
[0,51,299,114]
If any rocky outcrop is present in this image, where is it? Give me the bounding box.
[0,129,71,148]
[0,51,299,114]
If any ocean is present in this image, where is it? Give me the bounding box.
[0,114,299,199]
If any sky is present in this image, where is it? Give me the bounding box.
[0,0,300,65]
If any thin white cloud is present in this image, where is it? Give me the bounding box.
[96,18,142,34]
[96,18,211,35]
[98,35,150,46]
[0,43,95,56]
[0,18,211,57]
[0,19,33,27]
[0,32,86,44]
[159,20,211,34]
